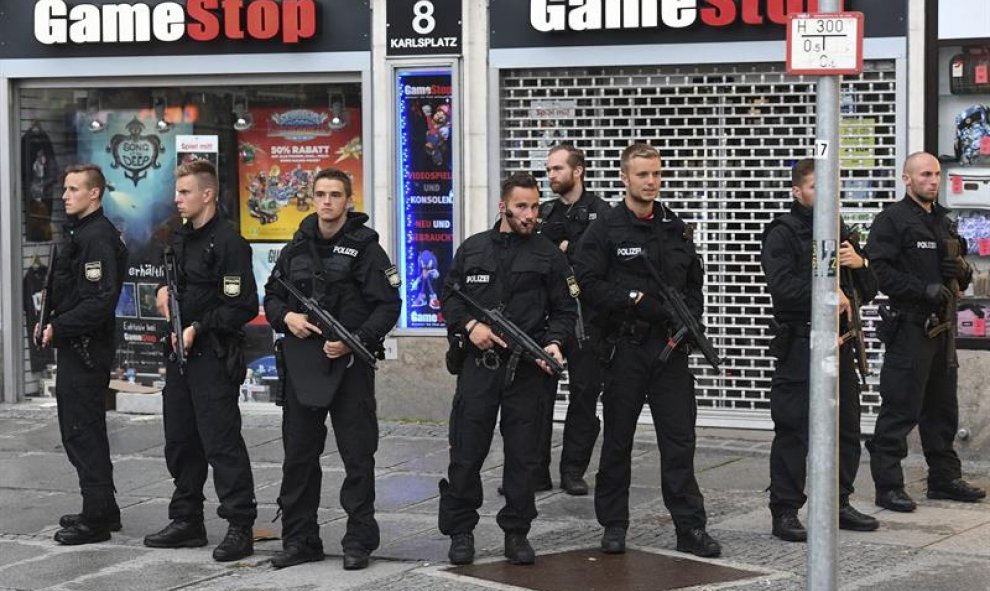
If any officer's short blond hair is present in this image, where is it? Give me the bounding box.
[175,160,219,194]
[620,143,660,172]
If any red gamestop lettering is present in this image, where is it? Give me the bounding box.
[186,0,315,42]
[33,0,317,45]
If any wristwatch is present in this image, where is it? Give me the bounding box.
[191,321,202,334]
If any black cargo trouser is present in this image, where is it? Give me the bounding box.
[439,353,553,535]
[867,321,961,492]
[55,337,118,528]
[278,363,380,553]
[163,345,257,526]
[536,328,603,483]
[768,336,863,516]
[594,338,706,531]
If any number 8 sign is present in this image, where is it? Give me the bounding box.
[412,0,436,35]
[387,0,462,57]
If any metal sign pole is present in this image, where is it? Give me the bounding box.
[807,0,843,588]
[787,6,862,589]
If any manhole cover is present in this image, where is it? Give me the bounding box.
[446,547,765,591]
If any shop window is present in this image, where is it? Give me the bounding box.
[936,44,990,348]
[17,83,362,398]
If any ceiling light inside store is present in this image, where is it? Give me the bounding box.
[153,94,172,133]
[85,93,105,133]
[233,94,253,131]
[328,93,347,130]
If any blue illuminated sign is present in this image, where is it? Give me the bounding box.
[396,69,456,330]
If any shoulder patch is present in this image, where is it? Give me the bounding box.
[384,265,402,288]
[84,261,102,282]
[223,276,242,297]
[566,274,581,298]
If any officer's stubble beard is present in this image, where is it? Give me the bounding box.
[551,171,582,204]
[500,202,536,236]
[620,169,660,218]
[903,154,941,211]
[905,179,938,210]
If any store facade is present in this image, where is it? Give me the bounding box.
[923,0,990,456]
[0,0,374,403]
[488,0,909,430]
[1,1,986,455]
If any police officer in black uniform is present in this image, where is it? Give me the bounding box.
[866,152,985,512]
[39,164,126,545]
[439,172,577,566]
[535,144,611,496]
[144,161,258,562]
[574,143,720,558]
[760,159,879,542]
[264,168,400,570]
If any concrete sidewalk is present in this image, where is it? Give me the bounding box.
[0,401,986,591]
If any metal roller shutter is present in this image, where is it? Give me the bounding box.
[499,60,900,431]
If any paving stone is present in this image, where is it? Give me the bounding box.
[0,489,80,536]
[374,438,449,471]
[0,547,146,590]
[1,405,987,591]
[61,558,226,591]
[374,474,442,512]
[0,541,47,568]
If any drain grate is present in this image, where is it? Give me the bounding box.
[446,547,766,591]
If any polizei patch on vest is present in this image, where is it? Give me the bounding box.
[915,241,937,250]
[465,274,491,284]
[333,246,359,257]
[566,274,580,298]
[223,276,241,297]
[385,265,401,288]
[617,247,642,257]
[84,261,102,282]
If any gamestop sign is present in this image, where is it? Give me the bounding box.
[491,0,905,48]
[530,0,840,31]
[34,0,316,44]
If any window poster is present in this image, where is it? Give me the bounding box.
[77,108,193,374]
[238,106,364,241]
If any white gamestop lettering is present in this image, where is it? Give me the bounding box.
[529,0,833,32]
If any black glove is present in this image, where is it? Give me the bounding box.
[924,283,953,306]
[940,256,969,280]
[636,294,673,324]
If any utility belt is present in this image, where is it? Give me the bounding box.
[444,335,533,387]
[168,328,247,383]
[880,306,953,341]
[768,322,810,360]
[592,317,671,366]
[615,319,672,345]
[471,347,515,371]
